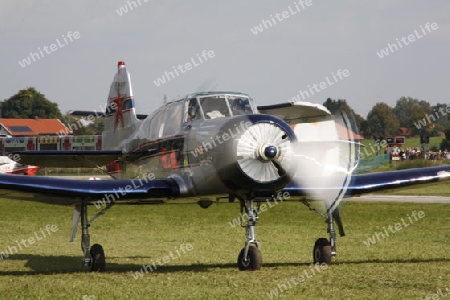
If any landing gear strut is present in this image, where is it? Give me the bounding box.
[72,202,112,272]
[302,200,345,265]
[237,198,262,271]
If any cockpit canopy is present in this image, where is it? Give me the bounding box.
[185,93,256,121]
[124,93,257,146]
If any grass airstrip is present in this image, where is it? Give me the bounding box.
[0,180,449,299]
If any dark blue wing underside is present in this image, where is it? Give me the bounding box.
[283,165,450,197]
[0,174,178,205]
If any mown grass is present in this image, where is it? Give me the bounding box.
[372,178,450,196]
[1,182,450,299]
[364,158,449,174]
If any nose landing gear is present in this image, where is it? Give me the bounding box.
[236,198,262,271]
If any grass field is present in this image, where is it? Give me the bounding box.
[374,179,450,196]
[0,181,450,299]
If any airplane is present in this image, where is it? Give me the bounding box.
[0,155,40,175]
[2,61,449,272]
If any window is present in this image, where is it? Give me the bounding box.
[228,96,253,116]
[199,96,230,119]
[185,98,202,122]
[163,103,183,136]
[149,111,164,140]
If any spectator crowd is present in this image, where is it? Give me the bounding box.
[389,147,449,161]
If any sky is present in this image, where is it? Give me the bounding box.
[1,0,449,118]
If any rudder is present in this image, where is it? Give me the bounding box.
[103,61,140,150]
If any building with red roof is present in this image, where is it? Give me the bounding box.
[0,118,70,137]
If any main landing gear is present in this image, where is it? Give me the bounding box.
[236,198,262,271]
[302,200,345,265]
[234,197,345,270]
[71,201,114,271]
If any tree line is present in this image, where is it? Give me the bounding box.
[323,97,450,140]
[1,88,449,141]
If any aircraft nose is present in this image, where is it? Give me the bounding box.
[257,145,278,161]
[264,145,278,159]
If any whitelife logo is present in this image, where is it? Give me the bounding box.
[266,263,328,298]
[131,243,194,279]
[376,22,438,58]
[414,106,450,130]
[153,50,216,87]
[94,172,156,209]
[250,0,313,35]
[0,224,59,260]
[191,120,252,158]
[18,31,81,68]
[363,210,425,247]
[288,69,350,102]
[116,0,149,16]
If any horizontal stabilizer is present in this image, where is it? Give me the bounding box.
[12,150,123,168]
[70,110,148,120]
[70,110,105,117]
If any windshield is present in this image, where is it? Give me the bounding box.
[187,94,255,121]
[199,95,231,119]
[227,96,252,116]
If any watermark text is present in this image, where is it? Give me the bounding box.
[18,31,81,68]
[376,22,438,58]
[363,210,425,247]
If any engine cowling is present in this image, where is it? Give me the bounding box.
[213,115,296,196]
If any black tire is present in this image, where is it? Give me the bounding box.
[313,238,332,265]
[90,244,106,272]
[237,246,262,271]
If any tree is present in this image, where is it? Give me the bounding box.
[1,87,63,119]
[430,103,450,134]
[365,102,400,138]
[408,105,432,136]
[393,96,431,135]
[440,128,450,151]
[322,98,365,134]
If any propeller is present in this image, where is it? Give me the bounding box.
[236,122,294,183]
[232,110,359,214]
[289,111,360,213]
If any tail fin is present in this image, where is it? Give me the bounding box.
[102,61,140,150]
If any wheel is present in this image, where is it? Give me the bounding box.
[90,244,106,272]
[313,238,332,265]
[237,246,262,271]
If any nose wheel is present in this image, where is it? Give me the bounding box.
[237,245,262,271]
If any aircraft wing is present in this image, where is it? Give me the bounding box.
[283,165,450,197]
[0,174,178,205]
[12,150,123,168]
[347,165,450,195]
[257,101,334,123]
